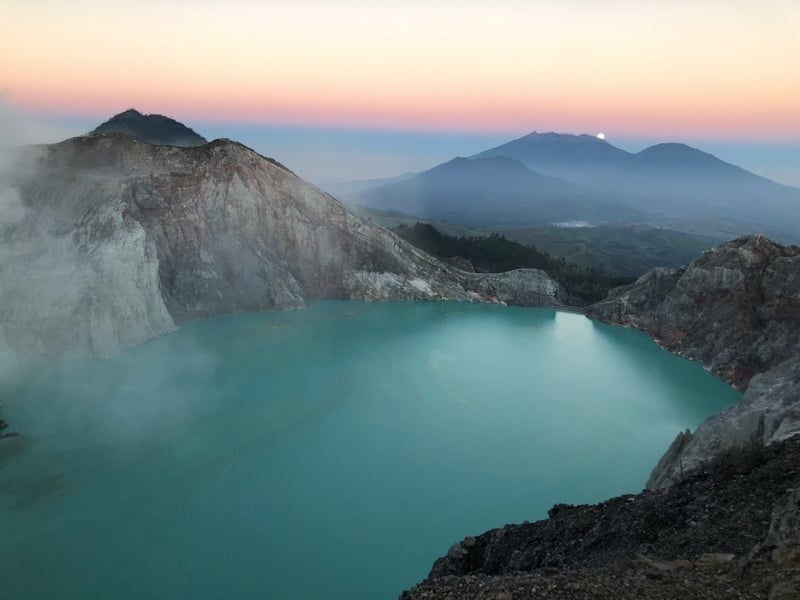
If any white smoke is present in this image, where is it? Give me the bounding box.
[0,100,77,225]
[0,100,80,377]
[0,185,26,230]
[0,105,32,229]
[0,101,224,502]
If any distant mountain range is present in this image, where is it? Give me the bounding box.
[476,133,800,221]
[352,155,643,227]
[349,132,800,242]
[91,109,208,147]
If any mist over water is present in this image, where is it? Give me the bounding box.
[0,301,739,599]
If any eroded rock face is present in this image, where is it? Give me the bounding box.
[0,133,567,361]
[588,235,800,489]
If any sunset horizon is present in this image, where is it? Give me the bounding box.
[4,1,800,134]
[2,0,799,183]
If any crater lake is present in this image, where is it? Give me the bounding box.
[0,301,739,599]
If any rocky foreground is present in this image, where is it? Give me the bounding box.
[402,435,800,600]
[404,235,800,598]
[0,132,566,363]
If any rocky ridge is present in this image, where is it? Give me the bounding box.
[0,132,566,363]
[587,234,800,489]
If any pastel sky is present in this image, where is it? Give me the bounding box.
[2,0,799,184]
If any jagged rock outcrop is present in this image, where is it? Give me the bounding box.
[402,435,800,599]
[589,235,800,388]
[587,235,800,489]
[0,133,566,362]
[648,355,800,490]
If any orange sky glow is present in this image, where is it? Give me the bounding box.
[2,0,799,140]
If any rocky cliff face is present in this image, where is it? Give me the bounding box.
[0,133,566,362]
[587,235,800,489]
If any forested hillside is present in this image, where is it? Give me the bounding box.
[393,223,633,304]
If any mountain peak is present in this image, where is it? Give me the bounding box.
[474,131,631,166]
[91,109,207,147]
[521,131,606,143]
[638,142,708,156]
[634,143,731,168]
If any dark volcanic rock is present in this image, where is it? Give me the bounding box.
[91,109,207,147]
[402,435,800,599]
[403,558,800,599]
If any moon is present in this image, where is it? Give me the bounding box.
[596,132,606,140]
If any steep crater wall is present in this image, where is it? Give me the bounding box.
[587,234,800,489]
[0,133,568,362]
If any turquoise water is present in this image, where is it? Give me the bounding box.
[0,301,738,599]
